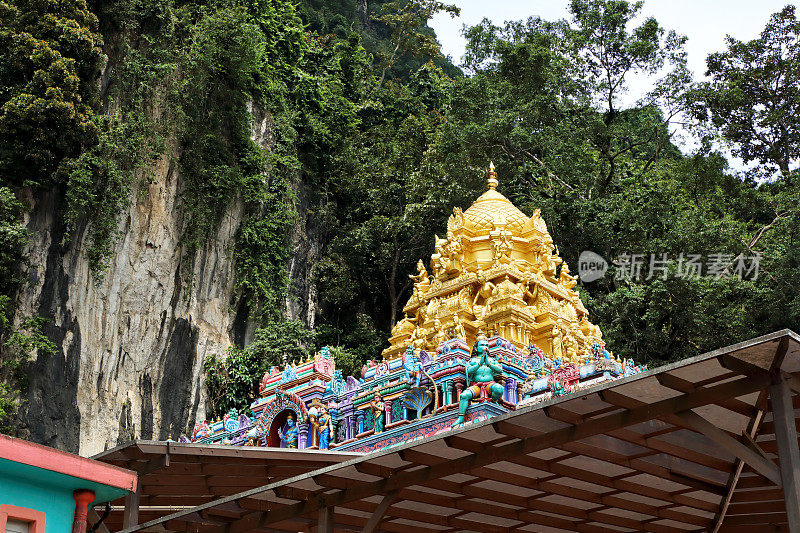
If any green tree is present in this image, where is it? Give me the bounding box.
[435,0,780,366]
[569,0,688,190]
[371,0,459,90]
[204,320,313,416]
[0,0,104,186]
[693,5,800,179]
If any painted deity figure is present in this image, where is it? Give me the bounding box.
[551,326,564,361]
[403,346,422,387]
[452,333,505,426]
[278,413,298,448]
[559,263,578,289]
[318,405,333,450]
[563,330,579,365]
[472,269,495,321]
[370,392,385,433]
[307,410,320,448]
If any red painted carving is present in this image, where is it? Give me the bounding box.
[549,364,580,391]
[314,355,335,377]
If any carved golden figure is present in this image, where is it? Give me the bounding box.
[451,313,466,341]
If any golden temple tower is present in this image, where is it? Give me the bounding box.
[382,163,604,363]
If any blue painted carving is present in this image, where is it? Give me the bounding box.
[325,369,346,396]
[419,350,433,367]
[278,364,297,385]
[320,346,332,359]
[527,344,544,373]
[402,387,432,414]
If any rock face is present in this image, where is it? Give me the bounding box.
[15,147,249,454]
[14,105,323,455]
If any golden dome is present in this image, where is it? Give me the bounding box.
[462,165,530,234]
[382,161,603,363]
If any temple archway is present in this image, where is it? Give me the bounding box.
[254,390,308,448]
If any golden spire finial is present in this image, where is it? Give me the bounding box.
[487,161,498,190]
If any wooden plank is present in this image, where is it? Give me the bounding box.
[658,373,756,418]
[122,481,140,528]
[130,453,169,476]
[671,410,782,487]
[406,441,713,527]
[318,506,334,533]
[771,376,800,532]
[713,336,790,532]
[784,372,800,396]
[741,430,772,461]
[361,490,397,533]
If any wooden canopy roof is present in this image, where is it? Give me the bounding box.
[110,330,800,533]
[92,442,361,531]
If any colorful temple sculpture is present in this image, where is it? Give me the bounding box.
[189,165,645,452]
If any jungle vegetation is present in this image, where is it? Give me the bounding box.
[0,0,798,418]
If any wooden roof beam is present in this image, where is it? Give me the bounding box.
[669,410,781,487]
[712,336,790,533]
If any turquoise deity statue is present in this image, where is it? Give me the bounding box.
[279,413,298,448]
[452,333,505,427]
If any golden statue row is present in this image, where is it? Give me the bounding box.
[382,163,605,364]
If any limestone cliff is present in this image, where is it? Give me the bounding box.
[13,107,320,456]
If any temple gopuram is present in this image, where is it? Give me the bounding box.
[189,165,643,452]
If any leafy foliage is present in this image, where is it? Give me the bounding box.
[0,187,45,430]
[0,298,57,431]
[0,0,104,187]
[693,5,800,178]
[204,319,313,417]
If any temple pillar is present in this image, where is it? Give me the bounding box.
[505,377,518,404]
[771,377,800,530]
[298,422,308,449]
[338,404,353,440]
[356,410,364,434]
[384,399,393,425]
[348,414,357,440]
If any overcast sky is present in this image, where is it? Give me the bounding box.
[429,0,793,172]
[430,0,790,81]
